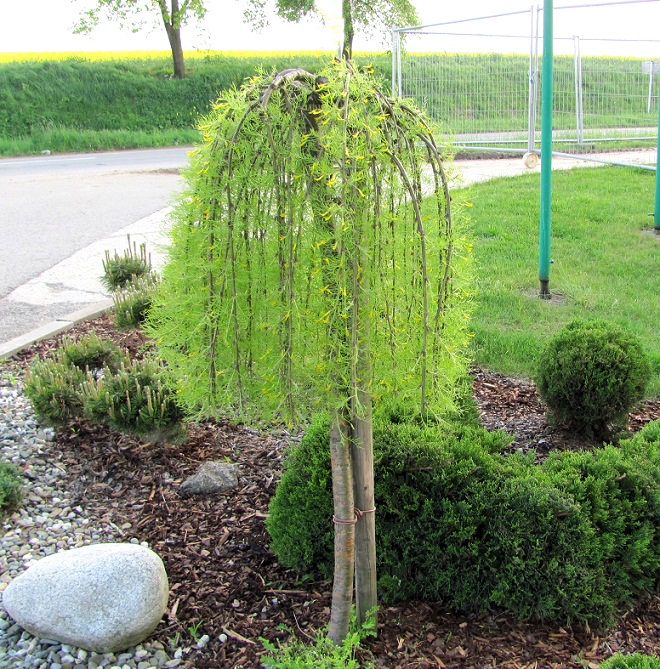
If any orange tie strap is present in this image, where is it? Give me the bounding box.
[332,507,376,525]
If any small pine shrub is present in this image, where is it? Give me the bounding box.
[601,654,660,669]
[0,461,22,514]
[536,319,651,438]
[268,417,660,625]
[101,236,152,291]
[60,332,126,374]
[24,358,87,425]
[84,357,185,442]
[113,274,159,329]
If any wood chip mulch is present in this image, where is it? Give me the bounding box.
[5,315,659,668]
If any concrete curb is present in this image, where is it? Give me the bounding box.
[0,299,114,360]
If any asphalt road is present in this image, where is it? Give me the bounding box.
[0,147,189,344]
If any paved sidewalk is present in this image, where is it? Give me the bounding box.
[1,148,656,359]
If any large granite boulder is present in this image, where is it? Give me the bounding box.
[2,543,169,653]
[180,461,239,495]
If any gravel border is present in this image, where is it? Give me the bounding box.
[0,372,207,669]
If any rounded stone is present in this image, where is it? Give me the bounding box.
[2,543,169,653]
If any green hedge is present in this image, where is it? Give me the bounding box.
[267,417,660,625]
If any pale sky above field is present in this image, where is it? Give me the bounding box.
[3,0,660,57]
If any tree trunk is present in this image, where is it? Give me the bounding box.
[159,0,186,78]
[351,398,377,627]
[165,24,186,79]
[327,416,355,645]
[342,0,355,60]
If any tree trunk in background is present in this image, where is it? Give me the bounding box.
[327,416,355,645]
[160,0,186,78]
[342,0,355,60]
[164,24,186,78]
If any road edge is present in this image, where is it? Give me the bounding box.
[0,299,114,361]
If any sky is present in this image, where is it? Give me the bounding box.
[2,0,660,58]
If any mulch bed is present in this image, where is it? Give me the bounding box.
[6,314,660,668]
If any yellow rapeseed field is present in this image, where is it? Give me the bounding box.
[0,50,349,63]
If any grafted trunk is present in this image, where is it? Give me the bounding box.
[351,399,377,626]
[327,416,355,644]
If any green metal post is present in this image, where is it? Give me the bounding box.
[655,75,660,233]
[539,0,553,297]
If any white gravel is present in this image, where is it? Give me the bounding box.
[0,372,204,669]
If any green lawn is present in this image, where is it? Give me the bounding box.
[457,165,659,396]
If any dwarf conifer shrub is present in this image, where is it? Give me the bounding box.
[84,357,185,442]
[60,332,126,375]
[268,417,660,625]
[101,236,152,291]
[24,358,87,426]
[113,274,159,329]
[536,319,651,438]
[0,461,22,515]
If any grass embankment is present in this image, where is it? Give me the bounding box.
[404,52,659,135]
[462,165,660,396]
[0,51,390,156]
[0,50,657,155]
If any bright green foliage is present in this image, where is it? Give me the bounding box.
[261,629,363,669]
[149,60,472,424]
[59,332,127,374]
[24,359,87,426]
[0,461,23,515]
[268,417,660,625]
[262,609,376,669]
[102,237,153,291]
[601,654,660,669]
[536,319,651,438]
[84,357,185,442]
[113,274,160,329]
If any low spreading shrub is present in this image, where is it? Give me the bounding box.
[267,417,660,625]
[113,274,159,329]
[536,319,651,438]
[84,357,185,443]
[59,332,126,374]
[24,358,87,425]
[101,237,153,291]
[24,333,128,425]
[601,654,660,669]
[0,461,22,515]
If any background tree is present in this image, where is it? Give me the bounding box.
[74,0,207,78]
[273,0,419,59]
[148,61,472,642]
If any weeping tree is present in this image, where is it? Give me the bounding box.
[148,59,472,642]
